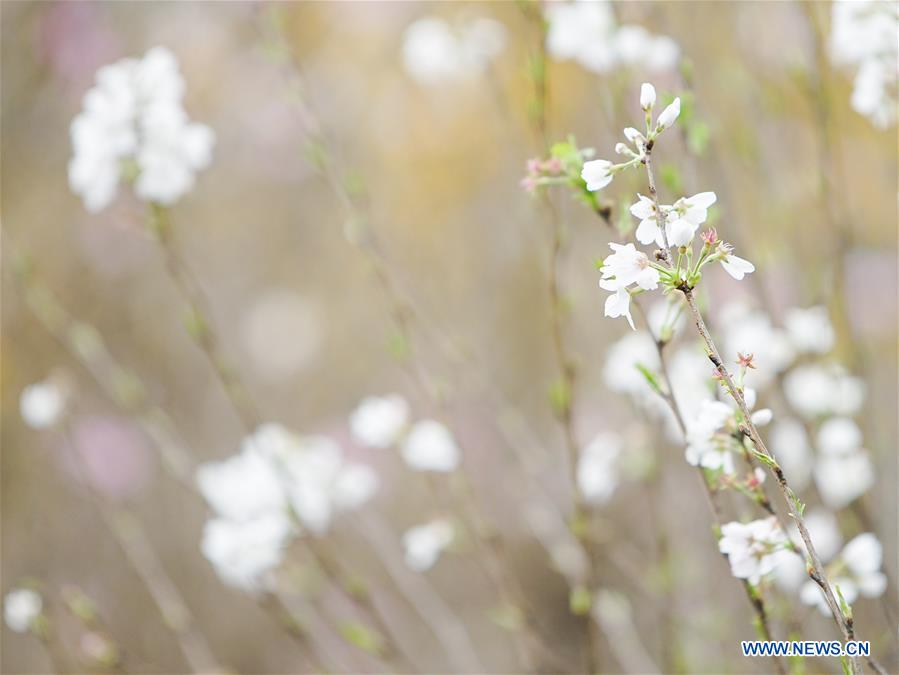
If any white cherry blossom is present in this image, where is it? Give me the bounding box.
[581,159,614,191]
[784,306,835,354]
[4,588,42,633]
[403,519,455,571]
[800,533,887,615]
[20,379,66,430]
[576,432,622,504]
[718,517,786,585]
[69,47,214,212]
[350,394,410,448]
[201,514,292,591]
[401,420,460,472]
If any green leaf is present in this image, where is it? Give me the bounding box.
[835,584,853,621]
[547,378,571,416]
[569,585,593,616]
[635,362,664,396]
[339,621,384,654]
[660,163,683,194]
[488,603,525,631]
[687,121,710,156]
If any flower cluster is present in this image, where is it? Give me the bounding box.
[402,16,507,86]
[402,519,455,572]
[717,517,787,585]
[350,395,461,473]
[545,0,679,74]
[196,424,378,590]
[685,389,772,476]
[585,83,754,329]
[68,47,214,212]
[350,395,461,571]
[829,0,898,128]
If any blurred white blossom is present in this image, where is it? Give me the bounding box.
[684,400,737,474]
[817,417,863,455]
[196,424,379,588]
[800,533,887,614]
[783,364,865,418]
[814,451,874,510]
[4,588,42,633]
[201,514,292,591]
[721,305,795,387]
[402,16,506,86]
[350,395,410,448]
[576,432,622,504]
[403,519,454,571]
[20,379,66,429]
[829,0,898,128]
[401,420,460,472]
[69,47,214,212]
[784,306,835,354]
[545,1,679,74]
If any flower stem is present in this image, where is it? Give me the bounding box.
[680,287,861,674]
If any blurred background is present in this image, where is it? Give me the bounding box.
[1,2,896,674]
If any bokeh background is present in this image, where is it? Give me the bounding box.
[2,2,896,674]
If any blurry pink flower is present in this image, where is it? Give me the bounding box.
[64,416,155,501]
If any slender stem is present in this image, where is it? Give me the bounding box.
[633,300,787,675]
[150,204,261,432]
[526,8,601,670]
[680,288,861,674]
[257,592,330,673]
[257,9,550,669]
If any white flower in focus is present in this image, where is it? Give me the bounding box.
[4,588,42,633]
[403,519,454,571]
[350,395,410,448]
[815,451,874,510]
[720,251,755,280]
[674,191,717,228]
[581,159,614,191]
[402,16,506,86]
[666,218,695,247]
[201,514,292,591]
[800,532,887,615]
[576,432,622,504]
[600,244,660,291]
[718,517,786,585]
[599,243,660,329]
[401,420,460,472]
[640,82,656,110]
[655,97,681,130]
[784,306,835,354]
[630,194,664,246]
[684,400,737,474]
[817,417,862,455]
[20,380,66,429]
[69,47,214,212]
